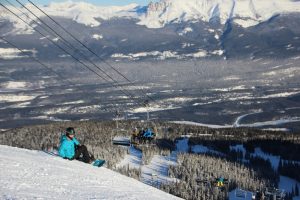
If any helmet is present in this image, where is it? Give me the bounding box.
[66,127,75,135]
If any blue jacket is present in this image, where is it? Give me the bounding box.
[58,135,80,159]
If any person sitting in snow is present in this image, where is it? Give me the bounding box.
[59,127,94,163]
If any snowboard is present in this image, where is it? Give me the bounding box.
[43,150,105,167]
[92,159,105,167]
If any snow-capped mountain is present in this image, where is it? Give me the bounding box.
[2,0,300,29]
[0,0,300,60]
[139,0,300,28]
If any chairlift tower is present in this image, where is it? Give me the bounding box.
[143,100,150,121]
[115,110,121,129]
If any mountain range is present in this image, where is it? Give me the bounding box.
[0,0,300,60]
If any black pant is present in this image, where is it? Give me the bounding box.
[74,145,94,163]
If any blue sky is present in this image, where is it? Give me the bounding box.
[16,0,158,6]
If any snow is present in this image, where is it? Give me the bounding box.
[251,147,280,170]
[164,97,196,103]
[239,117,300,128]
[262,128,290,132]
[138,0,300,28]
[140,153,178,186]
[191,144,224,156]
[224,76,240,81]
[70,105,102,114]
[230,144,246,158]
[58,54,71,58]
[232,111,300,128]
[0,2,139,33]
[92,34,103,40]
[61,100,85,105]
[130,105,180,113]
[117,146,178,187]
[211,49,225,56]
[279,176,300,194]
[178,27,193,35]
[175,138,189,153]
[117,146,142,169]
[211,85,247,92]
[0,94,36,102]
[2,0,300,34]
[171,121,232,129]
[52,37,59,42]
[261,92,299,98]
[111,51,182,60]
[44,106,71,115]
[0,145,181,200]
[186,49,208,58]
[1,101,32,109]
[292,56,300,60]
[181,43,194,48]
[1,81,27,89]
[0,48,36,60]
[229,189,253,200]
[172,113,300,130]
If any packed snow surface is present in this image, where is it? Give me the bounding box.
[229,189,253,200]
[0,145,181,200]
[117,146,142,169]
[279,176,300,195]
[140,153,178,186]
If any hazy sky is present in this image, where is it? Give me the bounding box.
[16,0,159,6]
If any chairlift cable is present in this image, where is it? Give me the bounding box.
[26,0,185,120]
[14,0,136,95]
[0,2,166,117]
[1,2,183,122]
[0,36,74,86]
[27,0,157,103]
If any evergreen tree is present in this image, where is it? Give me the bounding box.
[295,184,299,196]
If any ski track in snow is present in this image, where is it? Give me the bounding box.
[116,146,142,169]
[0,145,181,200]
[117,138,191,188]
[251,147,280,170]
[117,146,178,187]
[175,138,190,153]
[229,189,253,200]
[140,153,178,187]
[279,176,300,194]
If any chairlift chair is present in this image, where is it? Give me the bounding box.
[111,110,130,146]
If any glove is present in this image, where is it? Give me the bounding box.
[63,157,73,160]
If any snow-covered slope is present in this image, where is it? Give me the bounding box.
[0,145,181,200]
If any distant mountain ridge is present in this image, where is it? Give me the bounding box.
[2,0,300,30]
[0,0,300,60]
[139,0,300,28]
